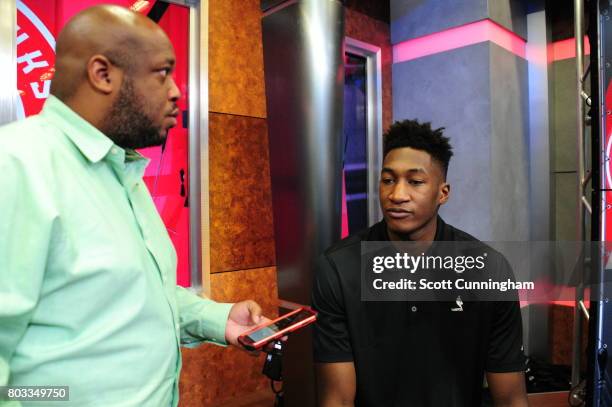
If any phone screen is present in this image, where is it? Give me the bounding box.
[246,309,314,342]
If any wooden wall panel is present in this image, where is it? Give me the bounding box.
[188,0,277,405]
[345,8,393,132]
[209,0,267,118]
[209,267,278,316]
[549,304,587,367]
[179,267,278,407]
[208,113,276,273]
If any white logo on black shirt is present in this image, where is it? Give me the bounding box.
[451,296,463,312]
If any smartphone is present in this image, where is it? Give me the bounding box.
[237,307,317,351]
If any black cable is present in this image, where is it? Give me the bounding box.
[270,379,284,407]
[263,340,284,406]
[147,1,169,23]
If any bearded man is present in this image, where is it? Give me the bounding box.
[0,5,265,407]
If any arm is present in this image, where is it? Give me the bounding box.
[175,287,265,348]
[316,362,356,407]
[486,372,529,407]
[174,286,233,347]
[311,254,356,406]
[485,256,528,407]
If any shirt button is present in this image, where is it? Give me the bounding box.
[112,148,119,154]
[411,306,418,312]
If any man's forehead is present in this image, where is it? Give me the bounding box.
[381,147,446,176]
[383,147,433,166]
[138,29,174,51]
[137,33,176,62]
[152,55,176,65]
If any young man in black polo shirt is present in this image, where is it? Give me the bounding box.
[312,120,529,407]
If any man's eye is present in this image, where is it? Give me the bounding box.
[158,68,171,78]
[381,178,394,185]
[409,180,424,185]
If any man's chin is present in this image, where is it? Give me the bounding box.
[385,218,420,235]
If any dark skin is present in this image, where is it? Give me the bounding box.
[50,5,269,349]
[316,147,529,407]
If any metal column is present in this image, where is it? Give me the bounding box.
[262,1,345,405]
[585,1,612,405]
[0,0,17,126]
[572,0,590,390]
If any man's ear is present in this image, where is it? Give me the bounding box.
[86,54,120,95]
[439,182,450,205]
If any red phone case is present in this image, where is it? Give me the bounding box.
[237,307,317,350]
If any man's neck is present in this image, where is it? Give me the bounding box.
[61,93,106,134]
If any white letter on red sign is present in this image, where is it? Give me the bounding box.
[30,81,51,99]
[17,50,49,74]
[16,25,29,46]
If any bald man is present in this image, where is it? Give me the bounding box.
[0,6,265,407]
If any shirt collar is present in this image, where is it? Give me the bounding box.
[41,95,114,164]
[374,215,447,241]
[433,216,446,241]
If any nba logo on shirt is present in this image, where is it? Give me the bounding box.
[451,296,463,312]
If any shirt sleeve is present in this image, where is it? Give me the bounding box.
[0,152,47,396]
[486,256,526,373]
[311,254,354,363]
[175,286,233,348]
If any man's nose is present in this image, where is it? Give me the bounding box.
[388,182,411,203]
[168,77,181,101]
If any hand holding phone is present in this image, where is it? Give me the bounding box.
[237,307,317,351]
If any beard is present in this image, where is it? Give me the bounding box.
[101,77,167,150]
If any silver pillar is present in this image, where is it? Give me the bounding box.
[262,1,344,405]
[526,8,552,360]
[262,0,344,306]
[0,0,17,126]
[187,0,209,295]
[572,0,587,388]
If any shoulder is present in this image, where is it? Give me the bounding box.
[440,220,481,242]
[441,219,511,269]
[323,221,385,263]
[0,116,68,207]
[0,115,49,144]
[442,220,499,252]
[314,222,385,287]
[324,234,362,259]
[0,115,61,163]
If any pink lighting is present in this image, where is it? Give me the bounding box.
[552,36,590,61]
[341,170,349,238]
[393,19,526,64]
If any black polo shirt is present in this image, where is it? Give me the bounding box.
[312,217,526,407]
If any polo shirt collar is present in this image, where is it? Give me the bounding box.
[41,95,114,164]
[433,216,447,241]
[374,215,448,241]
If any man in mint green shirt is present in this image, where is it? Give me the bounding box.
[0,6,267,406]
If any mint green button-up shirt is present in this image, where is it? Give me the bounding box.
[0,96,233,407]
